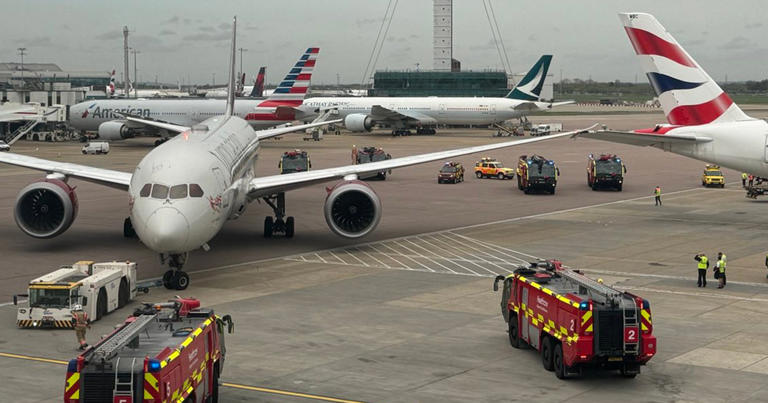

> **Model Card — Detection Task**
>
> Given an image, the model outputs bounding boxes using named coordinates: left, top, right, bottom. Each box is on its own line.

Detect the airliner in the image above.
left=577, top=13, right=768, bottom=177
left=69, top=48, right=318, bottom=142
left=0, top=18, right=594, bottom=291
left=301, top=55, right=573, bottom=135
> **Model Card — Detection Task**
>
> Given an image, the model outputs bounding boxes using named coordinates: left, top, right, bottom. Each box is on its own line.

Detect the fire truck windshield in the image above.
left=282, top=157, right=308, bottom=171
left=706, top=170, right=723, bottom=176
left=530, top=164, right=555, bottom=177
left=441, top=166, right=458, bottom=173
left=29, top=288, right=71, bottom=308
left=370, top=153, right=387, bottom=162
left=596, top=161, right=621, bottom=174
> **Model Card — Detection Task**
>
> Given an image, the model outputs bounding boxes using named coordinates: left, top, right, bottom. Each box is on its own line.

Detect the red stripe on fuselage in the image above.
left=666, top=92, right=733, bottom=126
left=257, top=100, right=303, bottom=107
left=245, top=112, right=295, bottom=121
left=624, top=27, right=696, bottom=68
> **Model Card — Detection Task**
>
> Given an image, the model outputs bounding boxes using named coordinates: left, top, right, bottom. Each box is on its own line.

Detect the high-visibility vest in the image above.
left=654, top=187, right=661, bottom=196
left=73, top=311, right=88, bottom=328
left=743, top=173, right=748, bottom=180
left=698, top=256, right=708, bottom=269
left=718, top=259, right=726, bottom=273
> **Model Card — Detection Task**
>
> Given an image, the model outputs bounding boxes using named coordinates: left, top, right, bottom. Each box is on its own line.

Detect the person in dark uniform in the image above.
left=695, top=253, right=709, bottom=287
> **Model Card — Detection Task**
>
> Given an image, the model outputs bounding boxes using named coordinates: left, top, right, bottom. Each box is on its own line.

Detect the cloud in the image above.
left=95, top=30, right=123, bottom=40
left=217, top=23, right=230, bottom=30
left=159, top=29, right=176, bottom=36
left=199, top=26, right=215, bottom=32
left=720, top=36, right=755, bottom=50
left=183, top=31, right=231, bottom=42
left=528, top=34, right=538, bottom=42
left=17, top=36, right=56, bottom=48
left=244, top=23, right=259, bottom=31
left=60, top=24, right=71, bottom=31
left=745, top=22, right=763, bottom=29
left=468, top=40, right=497, bottom=51
left=164, top=16, right=179, bottom=24
left=356, top=17, right=382, bottom=27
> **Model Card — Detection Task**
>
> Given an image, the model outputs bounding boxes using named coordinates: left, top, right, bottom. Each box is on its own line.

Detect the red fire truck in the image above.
left=493, top=260, right=656, bottom=379
left=64, top=298, right=234, bottom=403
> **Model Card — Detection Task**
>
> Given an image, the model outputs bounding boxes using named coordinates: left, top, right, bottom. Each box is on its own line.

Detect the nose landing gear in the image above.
left=262, top=192, right=294, bottom=238
left=160, top=252, right=190, bottom=290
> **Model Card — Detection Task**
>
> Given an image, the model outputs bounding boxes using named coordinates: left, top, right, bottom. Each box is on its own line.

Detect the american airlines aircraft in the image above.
left=0, top=18, right=594, bottom=291
left=301, top=55, right=573, bottom=135
left=69, top=48, right=318, bottom=142
left=578, top=13, right=768, bottom=177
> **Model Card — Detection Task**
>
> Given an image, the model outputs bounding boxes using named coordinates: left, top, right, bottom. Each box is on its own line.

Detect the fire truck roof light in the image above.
left=579, top=301, right=589, bottom=310
left=148, top=359, right=162, bottom=372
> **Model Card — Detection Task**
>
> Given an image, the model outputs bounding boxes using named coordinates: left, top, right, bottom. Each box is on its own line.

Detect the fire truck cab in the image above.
left=279, top=149, right=311, bottom=174
left=65, top=298, right=234, bottom=403
left=517, top=154, right=559, bottom=194
left=493, top=260, right=656, bottom=379
left=587, top=154, right=626, bottom=191
left=352, top=145, right=392, bottom=180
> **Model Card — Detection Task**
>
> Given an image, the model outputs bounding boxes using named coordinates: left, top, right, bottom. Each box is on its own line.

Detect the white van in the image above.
left=81, top=141, right=110, bottom=155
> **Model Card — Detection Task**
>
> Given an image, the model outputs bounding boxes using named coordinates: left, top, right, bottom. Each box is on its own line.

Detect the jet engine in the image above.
left=324, top=180, right=381, bottom=238
left=343, top=114, right=373, bottom=132
left=98, top=121, right=134, bottom=140
left=14, top=179, right=79, bottom=239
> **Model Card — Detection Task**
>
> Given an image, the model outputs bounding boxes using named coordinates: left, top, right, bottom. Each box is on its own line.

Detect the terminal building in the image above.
left=0, top=62, right=109, bottom=106
left=370, top=70, right=510, bottom=97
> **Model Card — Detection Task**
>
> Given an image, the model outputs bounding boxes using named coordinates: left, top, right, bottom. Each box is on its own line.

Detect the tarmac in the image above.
left=1, top=111, right=767, bottom=402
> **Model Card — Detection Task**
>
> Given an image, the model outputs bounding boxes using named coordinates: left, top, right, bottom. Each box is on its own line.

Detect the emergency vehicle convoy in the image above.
left=587, top=154, right=626, bottom=191
left=517, top=154, right=559, bottom=194
left=437, top=161, right=465, bottom=184
left=279, top=149, right=311, bottom=174
left=493, top=260, right=656, bottom=379
left=15, top=261, right=137, bottom=328
left=474, top=157, right=515, bottom=179
left=352, top=145, right=392, bottom=180
left=65, top=297, right=234, bottom=403
left=702, top=164, right=725, bottom=188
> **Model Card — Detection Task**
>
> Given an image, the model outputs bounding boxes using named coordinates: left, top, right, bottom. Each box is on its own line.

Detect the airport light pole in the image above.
left=131, top=48, right=140, bottom=98
left=17, top=47, right=27, bottom=87
left=238, top=47, right=247, bottom=79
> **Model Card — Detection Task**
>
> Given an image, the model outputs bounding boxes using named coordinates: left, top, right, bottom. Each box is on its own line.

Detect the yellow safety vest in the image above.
left=654, top=187, right=661, bottom=196
left=718, top=259, right=726, bottom=273
left=742, top=173, right=748, bottom=179
left=698, top=256, right=708, bottom=269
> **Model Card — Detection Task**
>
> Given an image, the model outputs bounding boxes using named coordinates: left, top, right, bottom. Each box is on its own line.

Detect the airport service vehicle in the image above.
left=493, top=260, right=656, bottom=379
left=530, top=123, right=562, bottom=137
left=81, top=141, right=109, bottom=155
left=517, top=154, right=559, bottom=194
left=702, top=164, right=725, bottom=188
left=587, top=154, right=626, bottom=191
left=14, top=261, right=136, bottom=328
left=64, top=297, right=234, bottom=403
left=437, top=161, right=464, bottom=184
left=0, top=19, right=595, bottom=291
left=474, top=158, right=514, bottom=179
left=302, top=55, right=573, bottom=134
left=279, top=150, right=311, bottom=174
left=576, top=13, right=768, bottom=179
left=69, top=48, right=320, bottom=142
left=0, top=140, right=9, bottom=151
left=353, top=146, right=392, bottom=180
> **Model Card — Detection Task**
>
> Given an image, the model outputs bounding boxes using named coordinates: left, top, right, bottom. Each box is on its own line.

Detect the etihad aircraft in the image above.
left=69, top=48, right=318, bottom=142
left=0, top=18, right=594, bottom=290
left=577, top=12, right=768, bottom=177
left=301, top=55, right=573, bottom=135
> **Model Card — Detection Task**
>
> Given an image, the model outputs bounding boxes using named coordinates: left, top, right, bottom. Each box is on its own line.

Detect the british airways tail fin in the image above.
left=620, top=12, right=750, bottom=125
left=262, top=48, right=319, bottom=106
left=506, top=55, right=552, bottom=101
left=250, top=66, right=266, bottom=97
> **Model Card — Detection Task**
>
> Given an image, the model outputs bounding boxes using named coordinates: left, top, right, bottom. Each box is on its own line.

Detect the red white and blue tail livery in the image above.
left=577, top=13, right=768, bottom=178
left=259, top=47, right=318, bottom=107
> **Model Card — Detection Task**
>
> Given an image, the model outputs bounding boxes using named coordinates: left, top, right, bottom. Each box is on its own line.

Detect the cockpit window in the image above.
left=151, top=184, right=169, bottom=199
left=189, top=184, right=204, bottom=197
left=139, top=184, right=152, bottom=197
left=169, top=184, right=188, bottom=199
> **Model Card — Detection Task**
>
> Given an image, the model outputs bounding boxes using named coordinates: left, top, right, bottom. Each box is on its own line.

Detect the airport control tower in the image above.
left=433, top=0, right=452, bottom=71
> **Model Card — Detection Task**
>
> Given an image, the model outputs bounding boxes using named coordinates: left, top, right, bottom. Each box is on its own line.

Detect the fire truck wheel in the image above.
left=541, top=336, right=555, bottom=371
left=163, top=270, right=175, bottom=289
left=550, top=186, right=556, bottom=195
left=617, top=184, right=623, bottom=191
left=174, top=272, right=190, bottom=290
left=620, top=363, right=639, bottom=378
left=554, top=343, right=569, bottom=379
left=497, top=172, right=504, bottom=180
left=212, top=365, right=220, bottom=403
left=517, top=177, right=523, bottom=190
left=508, top=314, right=521, bottom=348
left=476, top=171, right=483, bottom=179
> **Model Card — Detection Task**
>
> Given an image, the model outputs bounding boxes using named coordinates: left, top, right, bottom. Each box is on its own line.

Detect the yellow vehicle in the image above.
left=702, top=164, right=725, bottom=188
left=474, top=158, right=515, bottom=179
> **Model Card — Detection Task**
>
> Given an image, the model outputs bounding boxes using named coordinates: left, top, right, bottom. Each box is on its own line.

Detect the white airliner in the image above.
left=0, top=18, right=594, bottom=290
left=301, top=55, right=573, bottom=135
left=577, top=12, right=768, bottom=177
left=69, top=48, right=319, bottom=142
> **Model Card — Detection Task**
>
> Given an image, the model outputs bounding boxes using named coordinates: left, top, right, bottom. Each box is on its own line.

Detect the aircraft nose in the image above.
left=144, top=207, right=190, bottom=253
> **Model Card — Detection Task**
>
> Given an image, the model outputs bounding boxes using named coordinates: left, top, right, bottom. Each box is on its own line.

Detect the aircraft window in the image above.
left=170, top=184, right=188, bottom=199
left=189, top=184, right=204, bottom=197
left=139, top=184, right=152, bottom=197
left=151, top=184, right=169, bottom=199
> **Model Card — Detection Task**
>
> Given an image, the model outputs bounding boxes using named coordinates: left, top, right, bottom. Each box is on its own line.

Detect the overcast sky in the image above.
left=1, top=0, right=766, bottom=85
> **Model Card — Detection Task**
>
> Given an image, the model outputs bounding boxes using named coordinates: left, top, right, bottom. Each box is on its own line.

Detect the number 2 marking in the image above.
left=628, top=329, right=636, bottom=340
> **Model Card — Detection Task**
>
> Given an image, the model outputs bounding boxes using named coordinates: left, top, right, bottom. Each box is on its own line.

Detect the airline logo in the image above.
left=507, top=55, right=552, bottom=101
left=256, top=47, right=318, bottom=108
left=81, top=103, right=150, bottom=119
left=620, top=13, right=748, bottom=126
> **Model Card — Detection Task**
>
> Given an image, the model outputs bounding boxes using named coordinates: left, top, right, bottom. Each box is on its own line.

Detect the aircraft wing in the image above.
left=370, top=105, right=437, bottom=125
left=512, top=100, right=575, bottom=112
left=247, top=124, right=597, bottom=198
left=0, top=152, right=131, bottom=190
left=574, top=129, right=712, bottom=147
left=256, top=119, right=342, bottom=141
left=122, top=115, right=190, bottom=134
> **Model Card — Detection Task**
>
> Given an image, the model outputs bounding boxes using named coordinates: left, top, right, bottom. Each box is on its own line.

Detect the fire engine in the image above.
left=65, top=297, right=234, bottom=403
left=517, top=154, right=559, bottom=194
left=279, top=149, right=311, bottom=174
left=352, top=145, right=392, bottom=180
left=587, top=154, right=626, bottom=191
left=15, top=261, right=137, bottom=328
left=493, top=260, right=656, bottom=379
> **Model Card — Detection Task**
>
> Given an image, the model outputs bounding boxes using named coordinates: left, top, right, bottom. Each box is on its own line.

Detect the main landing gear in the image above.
left=153, top=138, right=170, bottom=147
left=160, top=253, right=190, bottom=290
left=123, top=217, right=136, bottom=238
left=262, top=192, right=294, bottom=238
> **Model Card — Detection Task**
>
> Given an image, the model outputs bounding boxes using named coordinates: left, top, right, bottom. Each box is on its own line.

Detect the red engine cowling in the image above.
left=14, top=179, right=78, bottom=239
left=324, top=180, right=382, bottom=238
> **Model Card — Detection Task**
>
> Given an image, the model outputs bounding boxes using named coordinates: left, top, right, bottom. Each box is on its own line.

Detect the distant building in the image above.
left=0, top=62, right=109, bottom=107
left=371, top=70, right=509, bottom=97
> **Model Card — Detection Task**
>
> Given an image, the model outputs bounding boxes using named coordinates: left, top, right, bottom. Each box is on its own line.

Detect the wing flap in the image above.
left=256, top=119, right=343, bottom=141
left=575, top=129, right=712, bottom=147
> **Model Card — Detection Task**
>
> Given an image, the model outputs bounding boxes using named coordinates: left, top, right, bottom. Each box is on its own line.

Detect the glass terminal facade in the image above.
left=371, top=71, right=509, bottom=97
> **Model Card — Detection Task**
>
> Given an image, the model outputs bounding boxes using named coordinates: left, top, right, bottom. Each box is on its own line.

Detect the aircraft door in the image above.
left=764, top=133, right=768, bottom=163
left=491, top=103, right=496, bottom=115
left=211, top=167, right=231, bottom=211
left=439, top=103, right=447, bottom=116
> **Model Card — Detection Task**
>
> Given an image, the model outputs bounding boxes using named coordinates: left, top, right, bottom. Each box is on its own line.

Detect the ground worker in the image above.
left=765, top=253, right=768, bottom=279
left=716, top=252, right=727, bottom=288
left=695, top=252, right=709, bottom=287
left=71, top=305, right=90, bottom=350
left=749, top=174, right=755, bottom=187
left=742, top=172, right=748, bottom=187
left=654, top=186, right=662, bottom=206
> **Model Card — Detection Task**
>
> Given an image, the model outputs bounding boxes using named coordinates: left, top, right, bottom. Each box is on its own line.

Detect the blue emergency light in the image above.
left=579, top=301, right=589, bottom=310
left=148, top=359, right=162, bottom=372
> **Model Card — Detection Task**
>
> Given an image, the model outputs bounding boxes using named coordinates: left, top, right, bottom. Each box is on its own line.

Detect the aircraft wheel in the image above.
left=264, top=216, right=274, bottom=238
left=163, top=270, right=175, bottom=289
left=174, top=272, right=190, bottom=290
left=123, top=218, right=136, bottom=238
left=285, top=216, right=295, bottom=238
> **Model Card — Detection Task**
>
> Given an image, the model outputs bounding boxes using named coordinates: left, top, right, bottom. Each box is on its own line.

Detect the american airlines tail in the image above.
left=619, top=12, right=751, bottom=125
left=261, top=47, right=319, bottom=106
left=250, top=66, right=266, bottom=97
left=506, top=55, right=553, bottom=101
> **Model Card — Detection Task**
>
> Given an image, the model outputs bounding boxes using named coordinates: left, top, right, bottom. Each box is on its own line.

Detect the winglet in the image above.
left=225, top=16, right=237, bottom=117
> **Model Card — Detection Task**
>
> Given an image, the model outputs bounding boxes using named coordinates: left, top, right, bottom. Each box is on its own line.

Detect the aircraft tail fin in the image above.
left=506, top=55, right=552, bottom=101
left=250, top=67, right=266, bottom=97
left=263, top=48, right=319, bottom=106
left=619, top=12, right=749, bottom=125
left=107, top=69, right=116, bottom=97
left=225, top=16, right=237, bottom=117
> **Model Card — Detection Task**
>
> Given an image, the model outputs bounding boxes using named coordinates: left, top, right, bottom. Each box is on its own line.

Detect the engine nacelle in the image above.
left=324, top=180, right=382, bottom=238
left=344, top=114, right=373, bottom=132
left=98, top=121, right=134, bottom=140
left=14, top=179, right=78, bottom=239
